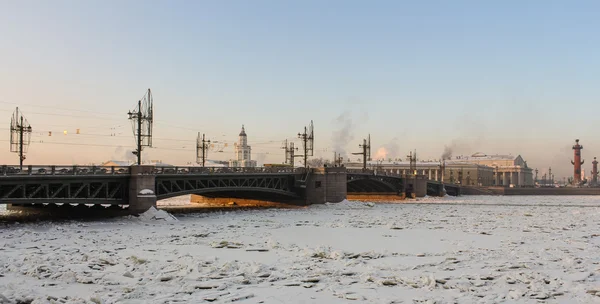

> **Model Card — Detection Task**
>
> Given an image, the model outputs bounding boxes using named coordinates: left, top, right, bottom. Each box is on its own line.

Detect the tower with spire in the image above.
left=229, top=125, right=257, bottom=167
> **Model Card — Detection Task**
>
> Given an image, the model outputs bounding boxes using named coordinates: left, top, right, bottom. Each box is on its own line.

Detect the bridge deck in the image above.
left=0, top=166, right=459, bottom=205
left=0, top=165, right=308, bottom=205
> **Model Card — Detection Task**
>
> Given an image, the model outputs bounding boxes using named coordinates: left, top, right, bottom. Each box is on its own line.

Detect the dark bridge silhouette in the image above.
left=153, top=167, right=303, bottom=200
left=0, top=165, right=459, bottom=213
left=347, top=171, right=403, bottom=193
left=346, top=169, right=460, bottom=197
left=0, top=165, right=306, bottom=206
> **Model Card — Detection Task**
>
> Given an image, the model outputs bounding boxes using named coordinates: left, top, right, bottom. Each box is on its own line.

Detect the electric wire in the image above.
left=2, top=102, right=308, bottom=162
left=0, top=100, right=119, bottom=117
left=0, top=108, right=123, bottom=121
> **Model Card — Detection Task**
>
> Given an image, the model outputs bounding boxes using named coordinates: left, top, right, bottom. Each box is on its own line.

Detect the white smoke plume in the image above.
left=441, top=141, right=456, bottom=160
left=373, top=137, right=400, bottom=161
left=112, top=146, right=136, bottom=163
left=331, top=111, right=355, bottom=157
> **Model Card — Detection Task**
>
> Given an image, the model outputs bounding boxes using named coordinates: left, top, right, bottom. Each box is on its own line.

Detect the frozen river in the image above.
left=1, top=196, right=600, bottom=303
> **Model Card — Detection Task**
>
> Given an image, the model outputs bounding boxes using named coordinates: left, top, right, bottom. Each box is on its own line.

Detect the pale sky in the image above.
left=1, top=0, right=600, bottom=179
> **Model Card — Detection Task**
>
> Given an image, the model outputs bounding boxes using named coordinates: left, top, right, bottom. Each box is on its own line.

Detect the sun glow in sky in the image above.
left=1, top=1, right=600, bottom=178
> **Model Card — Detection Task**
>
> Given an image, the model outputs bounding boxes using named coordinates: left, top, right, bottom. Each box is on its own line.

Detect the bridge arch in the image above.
left=346, top=174, right=403, bottom=193
left=156, top=187, right=299, bottom=200
left=154, top=174, right=299, bottom=201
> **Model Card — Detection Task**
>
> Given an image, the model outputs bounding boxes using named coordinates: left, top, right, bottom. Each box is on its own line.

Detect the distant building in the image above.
left=211, top=160, right=230, bottom=167
left=144, top=160, right=173, bottom=167
left=452, top=153, right=534, bottom=187
left=345, top=152, right=534, bottom=187
left=229, top=125, right=257, bottom=168
left=346, top=160, right=494, bottom=186
left=101, top=160, right=133, bottom=167
left=185, top=160, right=228, bottom=167
left=101, top=160, right=174, bottom=167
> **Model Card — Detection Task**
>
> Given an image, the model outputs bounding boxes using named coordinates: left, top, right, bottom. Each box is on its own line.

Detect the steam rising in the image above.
left=373, top=137, right=400, bottom=160
left=331, top=111, right=355, bottom=157
left=331, top=106, right=369, bottom=159
left=112, top=146, right=136, bottom=163
left=441, top=143, right=454, bottom=160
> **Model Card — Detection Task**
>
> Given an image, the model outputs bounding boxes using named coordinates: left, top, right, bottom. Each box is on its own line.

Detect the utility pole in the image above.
left=10, top=107, right=32, bottom=170
left=197, top=133, right=210, bottom=167
left=288, top=142, right=295, bottom=166
left=136, top=100, right=142, bottom=165
left=440, top=160, right=446, bottom=183
left=282, top=139, right=297, bottom=167
left=282, top=140, right=289, bottom=165
left=128, top=89, right=154, bottom=166
left=407, top=150, right=418, bottom=197
left=19, top=116, right=25, bottom=169
left=295, top=121, right=314, bottom=168
left=366, top=134, right=371, bottom=161
left=352, top=135, right=371, bottom=171
left=333, top=152, right=343, bottom=167
left=361, top=137, right=370, bottom=170
left=408, top=150, right=417, bottom=175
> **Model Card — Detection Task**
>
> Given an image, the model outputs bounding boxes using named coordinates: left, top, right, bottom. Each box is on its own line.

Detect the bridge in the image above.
left=0, top=165, right=459, bottom=213
left=346, top=169, right=460, bottom=198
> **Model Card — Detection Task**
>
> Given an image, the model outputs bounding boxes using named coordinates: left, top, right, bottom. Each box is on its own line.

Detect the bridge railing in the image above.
left=153, top=166, right=307, bottom=175
left=347, top=169, right=442, bottom=180
left=347, top=169, right=405, bottom=177
left=0, top=165, right=131, bottom=176
left=0, top=165, right=310, bottom=176
left=346, top=169, right=375, bottom=175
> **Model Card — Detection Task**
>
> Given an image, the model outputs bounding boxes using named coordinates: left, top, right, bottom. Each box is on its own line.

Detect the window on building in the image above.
left=315, top=181, right=322, bottom=188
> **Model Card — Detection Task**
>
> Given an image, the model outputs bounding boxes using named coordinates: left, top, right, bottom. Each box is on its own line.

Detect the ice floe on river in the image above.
left=1, top=196, right=600, bottom=303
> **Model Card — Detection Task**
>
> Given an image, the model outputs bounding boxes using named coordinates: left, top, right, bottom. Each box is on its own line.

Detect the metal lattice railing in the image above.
left=152, top=166, right=307, bottom=175
left=0, top=165, right=309, bottom=176
left=0, top=165, right=131, bottom=176
left=154, top=175, right=297, bottom=199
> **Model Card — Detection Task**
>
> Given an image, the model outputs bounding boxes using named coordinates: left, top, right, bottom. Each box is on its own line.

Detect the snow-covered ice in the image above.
left=138, top=189, right=155, bottom=195
left=137, top=207, right=179, bottom=222
left=1, top=196, right=600, bottom=303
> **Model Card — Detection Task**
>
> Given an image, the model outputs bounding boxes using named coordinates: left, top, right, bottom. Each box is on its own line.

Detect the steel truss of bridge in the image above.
left=346, top=169, right=460, bottom=197
left=155, top=174, right=299, bottom=199
left=346, top=172, right=404, bottom=193
left=0, top=165, right=458, bottom=206
left=0, top=176, right=129, bottom=205
left=0, top=165, right=306, bottom=205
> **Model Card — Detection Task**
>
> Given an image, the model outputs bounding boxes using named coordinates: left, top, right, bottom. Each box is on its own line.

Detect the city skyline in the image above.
left=2, top=1, right=600, bottom=178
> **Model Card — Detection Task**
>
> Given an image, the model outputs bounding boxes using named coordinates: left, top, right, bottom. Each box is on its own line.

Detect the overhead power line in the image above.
left=0, top=108, right=123, bottom=121
left=0, top=100, right=121, bottom=117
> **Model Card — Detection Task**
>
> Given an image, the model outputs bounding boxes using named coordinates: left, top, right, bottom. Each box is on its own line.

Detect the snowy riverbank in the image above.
left=1, top=196, right=600, bottom=303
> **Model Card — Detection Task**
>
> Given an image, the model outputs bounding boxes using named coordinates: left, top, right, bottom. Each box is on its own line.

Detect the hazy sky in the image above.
left=1, top=0, right=599, bottom=178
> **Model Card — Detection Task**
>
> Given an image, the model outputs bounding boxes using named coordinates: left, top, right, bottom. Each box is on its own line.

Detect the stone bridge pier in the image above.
left=305, top=167, right=347, bottom=204
left=129, top=165, right=157, bottom=214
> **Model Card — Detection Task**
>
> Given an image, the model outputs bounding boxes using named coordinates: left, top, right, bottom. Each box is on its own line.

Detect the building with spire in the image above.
left=229, top=125, right=257, bottom=168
